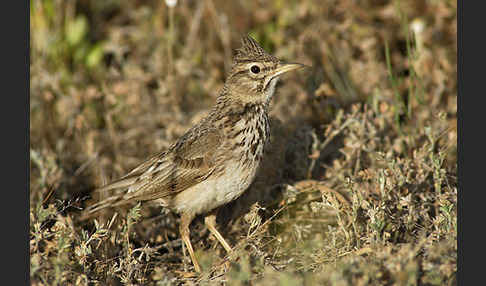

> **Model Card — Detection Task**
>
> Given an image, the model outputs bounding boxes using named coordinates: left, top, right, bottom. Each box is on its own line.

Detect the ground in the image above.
left=30, top=0, right=457, bottom=285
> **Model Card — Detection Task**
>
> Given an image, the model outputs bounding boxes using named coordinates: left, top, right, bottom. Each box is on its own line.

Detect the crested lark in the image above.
left=84, top=35, right=304, bottom=272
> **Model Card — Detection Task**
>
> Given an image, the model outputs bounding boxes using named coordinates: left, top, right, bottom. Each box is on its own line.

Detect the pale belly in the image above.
left=171, top=159, right=260, bottom=216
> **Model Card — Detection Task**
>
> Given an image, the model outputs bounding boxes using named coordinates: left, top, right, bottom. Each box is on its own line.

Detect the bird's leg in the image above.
left=179, top=212, right=201, bottom=272
left=204, top=210, right=233, bottom=253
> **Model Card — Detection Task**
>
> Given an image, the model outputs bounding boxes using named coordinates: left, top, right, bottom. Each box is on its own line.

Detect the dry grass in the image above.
left=30, top=0, right=457, bottom=285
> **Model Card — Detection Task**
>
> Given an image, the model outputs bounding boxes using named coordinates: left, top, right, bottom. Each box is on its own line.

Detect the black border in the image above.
left=4, top=0, right=30, bottom=284
left=459, top=1, right=480, bottom=285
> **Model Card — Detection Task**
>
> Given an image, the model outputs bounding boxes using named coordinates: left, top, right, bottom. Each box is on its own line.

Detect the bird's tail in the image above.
left=80, top=176, right=139, bottom=220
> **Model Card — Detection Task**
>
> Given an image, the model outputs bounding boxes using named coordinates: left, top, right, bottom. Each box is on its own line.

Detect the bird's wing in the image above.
left=86, top=123, right=224, bottom=213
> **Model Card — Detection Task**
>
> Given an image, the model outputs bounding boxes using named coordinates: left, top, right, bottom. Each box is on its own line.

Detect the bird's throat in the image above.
left=264, top=77, right=279, bottom=103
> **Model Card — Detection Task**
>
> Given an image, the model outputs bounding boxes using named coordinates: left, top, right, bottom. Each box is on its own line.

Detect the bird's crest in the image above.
left=234, top=35, right=278, bottom=63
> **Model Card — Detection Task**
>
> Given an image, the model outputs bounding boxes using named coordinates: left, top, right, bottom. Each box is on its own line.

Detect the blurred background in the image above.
left=30, top=0, right=457, bottom=284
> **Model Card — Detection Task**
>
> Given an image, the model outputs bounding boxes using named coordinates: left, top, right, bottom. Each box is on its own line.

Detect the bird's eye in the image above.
left=250, top=65, right=260, bottom=74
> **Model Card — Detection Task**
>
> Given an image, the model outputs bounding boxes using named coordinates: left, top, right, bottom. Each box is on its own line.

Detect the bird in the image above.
left=83, top=35, right=304, bottom=272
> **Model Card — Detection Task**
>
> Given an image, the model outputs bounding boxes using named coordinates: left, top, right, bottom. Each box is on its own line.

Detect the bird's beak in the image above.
left=263, top=62, right=307, bottom=91
left=272, top=62, right=307, bottom=78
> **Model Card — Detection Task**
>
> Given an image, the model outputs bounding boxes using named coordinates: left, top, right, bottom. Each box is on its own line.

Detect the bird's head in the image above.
left=225, top=35, right=304, bottom=105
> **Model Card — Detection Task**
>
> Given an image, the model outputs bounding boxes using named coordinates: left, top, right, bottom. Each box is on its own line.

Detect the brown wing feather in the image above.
left=85, top=121, right=223, bottom=214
